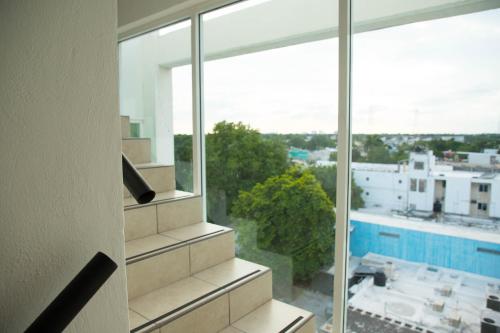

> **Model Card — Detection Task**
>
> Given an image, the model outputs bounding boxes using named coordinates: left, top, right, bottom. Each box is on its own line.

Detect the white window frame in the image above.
left=117, top=1, right=353, bottom=331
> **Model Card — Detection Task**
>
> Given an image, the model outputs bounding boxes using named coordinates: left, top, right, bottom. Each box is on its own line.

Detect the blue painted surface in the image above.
left=288, top=148, right=309, bottom=161
left=350, top=220, right=500, bottom=279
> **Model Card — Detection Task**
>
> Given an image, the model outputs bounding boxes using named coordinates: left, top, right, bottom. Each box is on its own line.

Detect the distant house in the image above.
left=352, top=150, right=500, bottom=219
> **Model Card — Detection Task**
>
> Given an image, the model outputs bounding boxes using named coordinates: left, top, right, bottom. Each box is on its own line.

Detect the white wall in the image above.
left=444, top=178, right=471, bottom=215
left=468, top=152, right=499, bottom=166
left=353, top=170, right=407, bottom=211
left=490, top=179, right=500, bottom=218
left=119, top=32, right=177, bottom=164
left=0, top=1, right=129, bottom=332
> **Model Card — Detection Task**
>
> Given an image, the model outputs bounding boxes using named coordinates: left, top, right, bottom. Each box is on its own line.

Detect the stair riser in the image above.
left=190, top=232, right=235, bottom=274
left=124, top=166, right=176, bottom=199
left=124, top=197, right=203, bottom=242
left=124, top=205, right=157, bottom=242
left=126, top=232, right=234, bottom=300
left=127, top=246, right=190, bottom=300
left=157, top=197, right=203, bottom=232
left=159, top=295, right=229, bottom=333
left=229, top=271, right=273, bottom=323
left=121, top=116, right=130, bottom=138
left=123, top=139, right=151, bottom=164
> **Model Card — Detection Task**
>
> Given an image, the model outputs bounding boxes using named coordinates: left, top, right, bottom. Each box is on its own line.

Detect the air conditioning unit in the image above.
left=481, top=309, right=500, bottom=333
left=436, top=285, right=453, bottom=297
left=446, top=313, right=461, bottom=328
left=430, top=300, right=445, bottom=312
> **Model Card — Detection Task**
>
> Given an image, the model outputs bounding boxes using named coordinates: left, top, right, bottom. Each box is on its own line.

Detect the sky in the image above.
left=171, top=7, right=500, bottom=135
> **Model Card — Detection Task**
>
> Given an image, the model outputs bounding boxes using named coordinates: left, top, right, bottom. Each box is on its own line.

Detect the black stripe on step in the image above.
left=279, top=316, right=304, bottom=333
left=130, top=269, right=262, bottom=333
left=126, top=230, right=225, bottom=263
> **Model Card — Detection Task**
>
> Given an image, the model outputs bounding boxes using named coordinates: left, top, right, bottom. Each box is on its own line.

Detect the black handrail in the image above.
left=25, top=252, right=117, bottom=333
left=122, top=153, right=156, bottom=204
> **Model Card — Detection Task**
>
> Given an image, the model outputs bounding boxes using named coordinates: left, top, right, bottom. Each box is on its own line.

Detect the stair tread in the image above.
left=218, top=327, right=244, bottom=333
left=125, top=222, right=231, bottom=261
left=122, top=137, right=150, bottom=141
left=129, top=309, right=148, bottom=329
left=126, top=234, right=178, bottom=259
left=231, top=299, right=314, bottom=333
left=130, top=277, right=216, bottom=321
left=194, top=257, right=267, bottom=287
left=133, top=163, right=174, bottom=169
left=128, top=258, right=269, bottom=330
left=161, top=222, right=231, bottom=241
left=124, top=190, right=194, bottom=208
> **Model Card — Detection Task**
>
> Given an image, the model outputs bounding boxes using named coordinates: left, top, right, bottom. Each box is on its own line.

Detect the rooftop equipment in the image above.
left=487, top=295, right=500, bottom=312
left=374, top=271, right=387, bottom=287
left=481, top=310, right=500, bottom=333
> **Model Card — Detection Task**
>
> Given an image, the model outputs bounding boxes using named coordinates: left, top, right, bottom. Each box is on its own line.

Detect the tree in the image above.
left=363, top=135, right=393, bottom=163
left=232, top=167, right=336, bottom=282
left=305, top=134, right=335, bottom=150
left=309, top=165, right=364, bottom=210
left=174, top=134, right=193, bottom=192
left=206, top=121, right=289, bottom=224
left=329, top=152, right=337, bottom=161
left=352, top=145, right=363, bottom=162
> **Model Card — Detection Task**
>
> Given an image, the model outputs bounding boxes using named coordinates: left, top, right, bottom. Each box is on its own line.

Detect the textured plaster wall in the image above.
left=0, top=1, right=129, bottom=332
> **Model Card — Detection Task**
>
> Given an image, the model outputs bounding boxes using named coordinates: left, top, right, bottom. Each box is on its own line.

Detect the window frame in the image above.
left=118, top=1, right=353, bottom=332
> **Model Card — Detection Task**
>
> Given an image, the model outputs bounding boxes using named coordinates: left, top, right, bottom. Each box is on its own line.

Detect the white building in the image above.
left=463, top=149, right=500, bottom=167
left=353, top=150, right=500, bottom=219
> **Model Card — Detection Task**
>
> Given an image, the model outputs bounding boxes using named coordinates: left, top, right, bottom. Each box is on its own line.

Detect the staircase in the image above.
left=121, top=115, right=316, bottom=333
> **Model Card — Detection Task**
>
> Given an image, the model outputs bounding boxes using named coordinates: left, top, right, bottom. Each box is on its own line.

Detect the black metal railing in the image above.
left=25, top=252, right=117, bottom=333
left=122, top=153, right=156, bottom=204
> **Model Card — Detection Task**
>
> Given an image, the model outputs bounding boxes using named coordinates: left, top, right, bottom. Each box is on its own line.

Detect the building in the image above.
left=353, top=150, right=500, bottom=219
left=460, top=149, right=500, bottom=167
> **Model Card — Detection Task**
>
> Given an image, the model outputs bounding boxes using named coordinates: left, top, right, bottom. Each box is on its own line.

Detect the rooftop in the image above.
left=348, top=253, right=500, bottom=333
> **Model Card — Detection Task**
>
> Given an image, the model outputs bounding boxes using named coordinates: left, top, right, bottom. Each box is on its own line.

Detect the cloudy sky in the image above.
left=172, top=8, right=500, bottom=135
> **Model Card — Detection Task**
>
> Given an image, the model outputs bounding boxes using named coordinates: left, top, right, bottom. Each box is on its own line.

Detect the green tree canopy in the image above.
left=232, top=167, right=336, bottom=282
left=206, top=121, right=289, bottom=224
left=174, top=134, right=193, bottom=191
left=309, top=165, right=364, bottom=210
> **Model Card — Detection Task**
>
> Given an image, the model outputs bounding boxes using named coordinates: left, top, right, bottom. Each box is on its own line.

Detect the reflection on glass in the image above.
left=119, top=20, right=193, bottom=192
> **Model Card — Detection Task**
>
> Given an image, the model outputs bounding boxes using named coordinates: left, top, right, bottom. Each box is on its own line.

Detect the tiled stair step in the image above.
left=124, top=164, right=176, bottom=199
left=219, top=300, right=316, bottom=333
left=126, top=223, right=234, bottom=300
left=121, top=115, right=130, bottom=138
left=124, top=195, right=203, bottom=241
left=128, top=258, right=272, bottom=333
left=123, top=138, right=151, bottom=164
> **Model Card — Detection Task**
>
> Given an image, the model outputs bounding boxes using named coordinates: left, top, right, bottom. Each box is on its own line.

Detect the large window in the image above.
left=201, top=1, right=339, bottom=330
left=347, top=5, right=500, bottom=333
left=119, top=1, right=500, bottom=331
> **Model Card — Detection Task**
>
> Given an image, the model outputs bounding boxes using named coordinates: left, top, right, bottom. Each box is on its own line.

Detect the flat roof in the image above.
left=348, top=253, right=500, bottom=333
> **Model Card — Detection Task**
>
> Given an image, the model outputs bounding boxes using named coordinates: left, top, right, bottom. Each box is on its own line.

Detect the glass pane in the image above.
left=348, top=3, right=500, bottom=333
left=119, top=20, right=194, bottom=192
left=202, top=0, right=339, bottom=331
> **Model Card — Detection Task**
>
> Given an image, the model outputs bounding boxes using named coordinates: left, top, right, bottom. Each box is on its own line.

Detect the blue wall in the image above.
left=350, top=220, right=500, bottom=279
